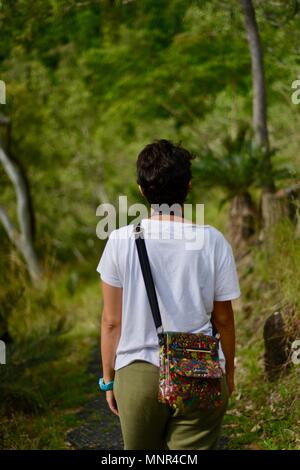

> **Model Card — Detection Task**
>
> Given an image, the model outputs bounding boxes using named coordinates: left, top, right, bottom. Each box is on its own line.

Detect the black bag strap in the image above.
left=134, top=221, right=162, bottom=331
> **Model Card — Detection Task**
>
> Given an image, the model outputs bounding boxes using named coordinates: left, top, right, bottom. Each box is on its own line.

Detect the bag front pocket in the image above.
left=169, top=352, right=224, bottom=379
left=158, top=331, right=224, bottom=410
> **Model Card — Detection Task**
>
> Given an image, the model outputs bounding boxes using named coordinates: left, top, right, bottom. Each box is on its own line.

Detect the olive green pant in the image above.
left=113, top=360, right=229, bottom=450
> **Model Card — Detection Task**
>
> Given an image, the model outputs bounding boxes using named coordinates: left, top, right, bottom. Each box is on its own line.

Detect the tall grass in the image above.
left=224, top=218, right=300, bottom=450
left=0, top=260, right=102, bottom=449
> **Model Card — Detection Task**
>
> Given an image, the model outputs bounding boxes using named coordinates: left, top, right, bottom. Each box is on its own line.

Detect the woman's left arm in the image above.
left=100, top=280, right=122, bottom=416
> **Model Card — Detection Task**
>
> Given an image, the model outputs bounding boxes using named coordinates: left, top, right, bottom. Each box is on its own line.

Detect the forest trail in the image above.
left=65, top=347, right=123, bottom=450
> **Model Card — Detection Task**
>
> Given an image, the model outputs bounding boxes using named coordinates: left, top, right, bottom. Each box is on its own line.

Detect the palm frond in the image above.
left=193, top=129, right=298, bottom=197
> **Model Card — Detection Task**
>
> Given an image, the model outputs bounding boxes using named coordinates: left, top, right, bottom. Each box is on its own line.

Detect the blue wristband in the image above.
left=99, top=377, right=114, bottom=391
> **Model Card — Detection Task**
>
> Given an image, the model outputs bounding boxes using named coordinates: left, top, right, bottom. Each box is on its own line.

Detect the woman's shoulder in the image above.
left=202, top=224, right=225, bottom=238
left=197, top=224, right=230, bottom=251
left=193, top=223, right=225, bottom=238
left=107, top=224, right=134, bottom=241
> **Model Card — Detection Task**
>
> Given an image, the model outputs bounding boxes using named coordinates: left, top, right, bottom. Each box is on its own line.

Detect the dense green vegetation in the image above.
left=0, top=0, right=300, bottom=450
left=225, top=222, right=300, bottom=450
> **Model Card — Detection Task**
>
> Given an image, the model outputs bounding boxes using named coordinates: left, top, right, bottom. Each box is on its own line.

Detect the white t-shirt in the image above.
left=96, top=219, right=241, bottom=372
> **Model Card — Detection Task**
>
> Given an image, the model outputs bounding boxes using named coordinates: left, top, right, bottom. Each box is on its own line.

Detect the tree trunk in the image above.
left=259, top=192, right=289, bottom=233
left=264, top=311, right=289, bottom=381
left=240, top=0, right=277, bottom=236
left=240, top=0, right=274, bottom=189
left=258, top=182, right=300, bottom=236
left=0, top=146, right=43, bottom=286
left=227, top=192, right=257, bottom=256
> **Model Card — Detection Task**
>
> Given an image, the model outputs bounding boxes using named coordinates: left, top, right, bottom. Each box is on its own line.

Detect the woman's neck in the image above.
left=148, top=205, right=191, bottom=223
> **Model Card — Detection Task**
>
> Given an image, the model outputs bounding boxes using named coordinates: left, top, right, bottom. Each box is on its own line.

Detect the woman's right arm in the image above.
left=211, top=300, right=236, bottom=395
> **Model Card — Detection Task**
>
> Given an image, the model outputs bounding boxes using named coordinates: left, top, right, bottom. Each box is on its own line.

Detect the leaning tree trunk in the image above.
left=0, top=144, right=43, bottom=286
left=240, top=0, right=282, bottom=232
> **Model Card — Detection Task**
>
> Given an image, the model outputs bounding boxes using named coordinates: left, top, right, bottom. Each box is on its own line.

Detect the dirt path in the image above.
left=65, top=347, right=123, bottom=450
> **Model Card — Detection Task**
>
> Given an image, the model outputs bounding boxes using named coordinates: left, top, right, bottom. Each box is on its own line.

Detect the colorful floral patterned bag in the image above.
left=134, top=222, right=224, bottom=411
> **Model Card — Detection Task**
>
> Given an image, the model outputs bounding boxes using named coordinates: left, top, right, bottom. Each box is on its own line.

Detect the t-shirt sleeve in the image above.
left=214, top=233, right=241, bottom=301
left=96, top=231, right=122, bottom=288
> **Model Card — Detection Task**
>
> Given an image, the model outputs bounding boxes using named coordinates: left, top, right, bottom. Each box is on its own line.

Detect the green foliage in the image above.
left=1, top=0, right=300, bottom=450
left=193, top=126, right=298, bottom=204
left=1, top=0, right=300, bottom=267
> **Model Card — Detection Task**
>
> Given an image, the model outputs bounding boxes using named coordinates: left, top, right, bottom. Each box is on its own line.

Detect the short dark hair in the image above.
left=136, top=139, right=194, bottom=206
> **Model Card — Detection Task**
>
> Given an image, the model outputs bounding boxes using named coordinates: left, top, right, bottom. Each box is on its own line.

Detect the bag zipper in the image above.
left=176, top=347, right=211, bottom=353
